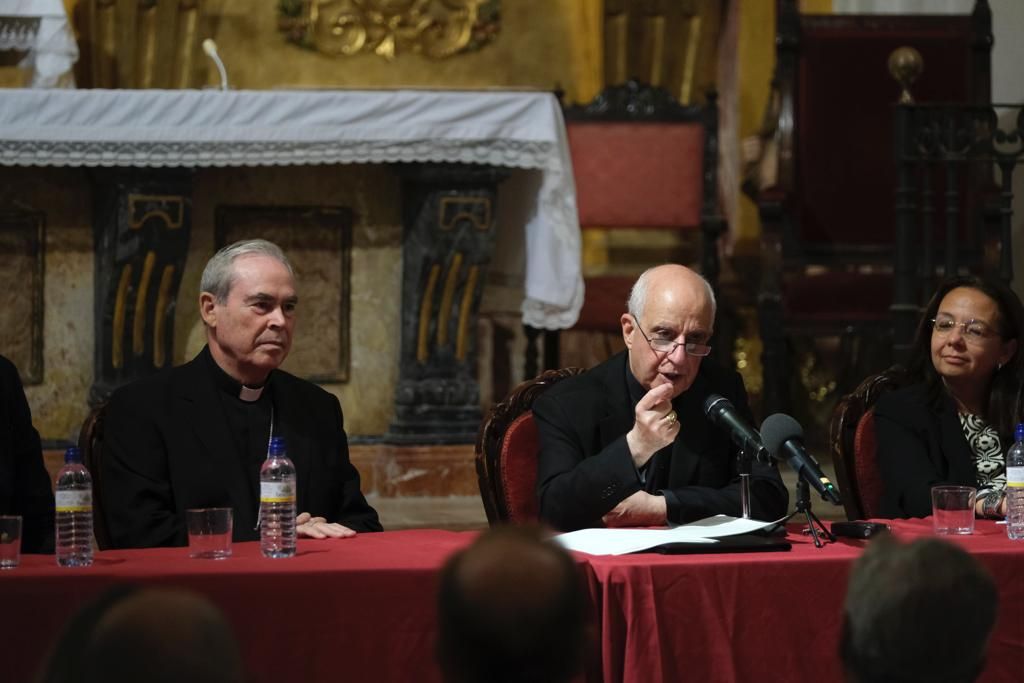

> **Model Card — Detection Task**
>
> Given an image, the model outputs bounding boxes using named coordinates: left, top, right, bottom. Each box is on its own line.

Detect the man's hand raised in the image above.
left=625, top=383, right=680, bottom=468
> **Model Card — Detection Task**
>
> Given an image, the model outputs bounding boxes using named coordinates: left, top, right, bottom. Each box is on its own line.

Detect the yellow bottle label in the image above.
left=55, top=490, right=92, bottom=513
left=260, top=481, right=296, bottom=504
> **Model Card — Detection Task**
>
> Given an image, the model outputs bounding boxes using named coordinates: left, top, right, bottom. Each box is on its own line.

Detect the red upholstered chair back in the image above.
left=497, top=412, right=540, bottom=523
left=852, top=409, right=883, bottom=519
left=829, top=367, right=907, bottom=520
left=475, top=367, right=585, bottom=525
left=520, top=80, right=727, bottom=380
left=569, top=121, right=704, bottom=229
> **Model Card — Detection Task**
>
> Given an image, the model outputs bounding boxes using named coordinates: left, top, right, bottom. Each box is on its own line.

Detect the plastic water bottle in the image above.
left=260, top=436, right=297, bottom=558
left=1006, top=423, right=1024, bottom=540
left=55, top=446, right=94, bottom=567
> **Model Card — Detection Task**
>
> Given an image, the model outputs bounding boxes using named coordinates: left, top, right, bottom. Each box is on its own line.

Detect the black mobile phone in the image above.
left=831, top=521, right=891, bottom=539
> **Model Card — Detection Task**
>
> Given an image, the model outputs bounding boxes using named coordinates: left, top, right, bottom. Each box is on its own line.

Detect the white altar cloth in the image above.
left=0, top=88, right=583, bottom=328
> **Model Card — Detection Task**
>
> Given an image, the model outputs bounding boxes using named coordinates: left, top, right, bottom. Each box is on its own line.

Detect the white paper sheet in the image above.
left=552, top=515, right=784, bottom=556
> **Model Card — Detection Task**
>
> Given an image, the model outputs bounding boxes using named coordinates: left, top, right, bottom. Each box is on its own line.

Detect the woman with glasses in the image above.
left=875, top=275, right=1024, bottom=519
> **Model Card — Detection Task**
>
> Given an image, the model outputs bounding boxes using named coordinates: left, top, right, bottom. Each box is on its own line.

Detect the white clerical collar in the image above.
left=239, top=385, right=265, bottom=402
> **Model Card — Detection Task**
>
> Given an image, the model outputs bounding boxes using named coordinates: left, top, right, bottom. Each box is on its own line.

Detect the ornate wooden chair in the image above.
left=749, top=0, right=992, bottom=416
left=77, top=402, right=111, bottom=550
left=524, top=80, right=726, bottom=378
left=475, top=367, right=584, bottom=525
left=829, top=367, right=908, bottom=520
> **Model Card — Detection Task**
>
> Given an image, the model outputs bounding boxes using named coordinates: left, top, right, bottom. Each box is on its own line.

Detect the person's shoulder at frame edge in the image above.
left=0, top=353, right=20, bottom=384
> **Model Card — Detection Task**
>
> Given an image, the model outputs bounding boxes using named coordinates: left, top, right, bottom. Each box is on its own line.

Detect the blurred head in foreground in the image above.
left=437, top=525, right=589, bottom=683
left=840, top=536, right=997, bottom=683
left=38, top=585, right=246, bottom=683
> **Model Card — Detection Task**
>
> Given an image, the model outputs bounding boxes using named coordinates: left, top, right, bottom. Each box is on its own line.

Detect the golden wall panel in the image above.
left=186, top=165, right=403, bottom=436
left=0, top=208, right=44, bottom=385
left=215, top=205, right=353, bottom=384
left=74, top=0, right=204, bottom=88
left=0, top=168, right=94, bottom=444
left=600, top=0, right=720, bottom=105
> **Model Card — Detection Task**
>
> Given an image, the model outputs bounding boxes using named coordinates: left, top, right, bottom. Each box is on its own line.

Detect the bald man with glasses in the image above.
left=535, top=264, right=788, bottom=531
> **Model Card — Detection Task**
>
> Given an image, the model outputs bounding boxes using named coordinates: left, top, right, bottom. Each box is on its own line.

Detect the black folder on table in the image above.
left=648, top=533, right=792, bottom=555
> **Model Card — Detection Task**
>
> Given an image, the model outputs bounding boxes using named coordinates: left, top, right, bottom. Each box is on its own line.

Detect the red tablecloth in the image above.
left=583, top=518, right=1024, bottom=683
left=2, top=521, right=1022, bottom=683
left=1, top=529, right=476, bottom=683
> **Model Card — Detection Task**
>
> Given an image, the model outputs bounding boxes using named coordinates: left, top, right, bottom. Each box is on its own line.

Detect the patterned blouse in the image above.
left=959, top=412, right=1005, bottom=515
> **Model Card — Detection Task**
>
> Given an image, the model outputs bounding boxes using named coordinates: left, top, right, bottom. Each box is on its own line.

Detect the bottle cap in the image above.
left=1016, top=423, right=1024, bottom=442
left=268, top=435, right=287, bottom=457
left=64, top=446, right=82, bottom=464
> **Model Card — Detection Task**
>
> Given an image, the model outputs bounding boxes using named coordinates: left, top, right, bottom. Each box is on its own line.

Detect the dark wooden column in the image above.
left=90, top=169, right=192, bottom=405
left=891, top=105, right=919, bottom=366
left=387, top=163, right=508, bottom=444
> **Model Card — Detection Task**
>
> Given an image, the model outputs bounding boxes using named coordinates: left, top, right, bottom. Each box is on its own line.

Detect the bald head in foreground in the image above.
left=82, top=588, right=245, bottom=683
left=841, top=536, right=997, bottom=683
left=534, top=264, right=788, bottom=531
left=437, top=526, right=588, bottom=683
left=39, top=586, right=245, bottom=683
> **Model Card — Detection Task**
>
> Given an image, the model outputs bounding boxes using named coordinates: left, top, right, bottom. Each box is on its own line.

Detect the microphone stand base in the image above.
left=778, top=479, right=837, bottom=549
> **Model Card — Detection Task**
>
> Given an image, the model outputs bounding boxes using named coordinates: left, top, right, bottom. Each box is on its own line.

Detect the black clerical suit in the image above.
left=102, top=347, right=381, bottom=549
left=0, top=354, right=54, bottom=553
left=535, top=352, right=788, bottom=531
left=874, top=383, right=979, bottom=518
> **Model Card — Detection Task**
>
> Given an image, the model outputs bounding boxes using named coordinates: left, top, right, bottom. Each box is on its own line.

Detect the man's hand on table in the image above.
left=602, top=491, right=668, bottom=528
left=296, top=512, right=356, bottom=539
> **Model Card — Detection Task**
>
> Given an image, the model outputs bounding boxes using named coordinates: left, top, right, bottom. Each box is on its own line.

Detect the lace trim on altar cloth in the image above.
left=0, top=16, right=40, bottom=51
left=0, top=138, right=556, bottom=170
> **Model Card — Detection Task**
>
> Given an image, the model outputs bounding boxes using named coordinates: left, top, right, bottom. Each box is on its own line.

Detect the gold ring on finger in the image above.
left=665, top=410, right=678, bottom=424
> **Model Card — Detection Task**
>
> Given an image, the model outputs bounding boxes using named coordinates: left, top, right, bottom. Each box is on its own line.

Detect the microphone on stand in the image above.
left=703, top=394, right=769, bottom=462
left=760, top=413, right=841, bottom=505
left=202, top=39, right=229, bottom=91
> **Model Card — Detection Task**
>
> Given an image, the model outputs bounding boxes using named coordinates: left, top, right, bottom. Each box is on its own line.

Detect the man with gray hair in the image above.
left=103, top=239, right=380, bottom=548
left=535, top=263, right=787, bottom=531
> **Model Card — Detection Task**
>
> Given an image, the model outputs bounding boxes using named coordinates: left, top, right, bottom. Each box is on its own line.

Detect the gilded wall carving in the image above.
left=66, top=0, right=607, bottom=101
left=278, top=0, right=500, bottom=60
